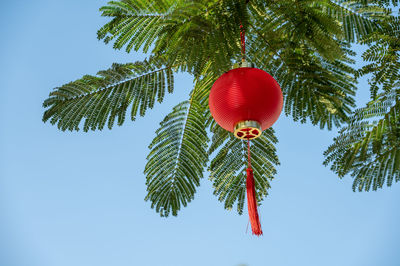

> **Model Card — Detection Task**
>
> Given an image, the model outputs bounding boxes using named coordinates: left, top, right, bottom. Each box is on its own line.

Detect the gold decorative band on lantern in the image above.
left=234, top=120, right=262, bottom=140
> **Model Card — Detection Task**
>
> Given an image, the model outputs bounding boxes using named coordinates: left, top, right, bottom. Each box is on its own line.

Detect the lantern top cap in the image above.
left=232, top=59, right=255, bottom=69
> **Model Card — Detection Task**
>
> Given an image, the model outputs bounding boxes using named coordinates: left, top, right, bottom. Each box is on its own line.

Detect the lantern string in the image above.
left=240, top=24, right=246, bottom=60
left=247, top=138, right=251, bottom=168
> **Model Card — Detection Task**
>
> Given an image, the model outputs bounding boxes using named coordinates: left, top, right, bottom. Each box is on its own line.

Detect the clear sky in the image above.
left=1, top=1, right=399, bottom=266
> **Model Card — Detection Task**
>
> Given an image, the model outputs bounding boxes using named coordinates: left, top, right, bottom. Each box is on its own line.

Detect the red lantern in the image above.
left=209, top=62, right=283, bottom=236
left=209, top=65, right=283, bottom=139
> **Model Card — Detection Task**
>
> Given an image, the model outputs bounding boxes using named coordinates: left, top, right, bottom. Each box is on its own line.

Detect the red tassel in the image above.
left=246, top=167, right=263, bottom=236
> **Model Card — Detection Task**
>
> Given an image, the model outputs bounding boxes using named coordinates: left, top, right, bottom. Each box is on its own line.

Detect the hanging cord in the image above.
left=247, top=138, right=251, bottom=168
left=240, top=24, right=246, bottom=61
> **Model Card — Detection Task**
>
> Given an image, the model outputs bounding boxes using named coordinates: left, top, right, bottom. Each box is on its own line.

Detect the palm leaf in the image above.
left=42, top=57, right=174, bottom=131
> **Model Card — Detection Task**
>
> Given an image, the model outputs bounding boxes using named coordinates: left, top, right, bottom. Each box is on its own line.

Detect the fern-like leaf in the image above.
left=99, top=0, right=251, bottom=75
left=97, top=0, right=175, bottom=53
left=208, top=125, right=279, bottom=214
left=357, top=16, right=400, bottom=98
left=325, top=0, right=389, bottom=42
left=42, top=58, right=173, bottom=131
left=144, top=79, right=210, bottom=217
left=324, top=90, right=400, bottom=191
left=247, top=2, right=358, bottom=129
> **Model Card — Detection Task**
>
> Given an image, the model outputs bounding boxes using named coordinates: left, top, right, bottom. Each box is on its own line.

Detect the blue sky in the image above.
left=1, top=1, right=399, bottom=266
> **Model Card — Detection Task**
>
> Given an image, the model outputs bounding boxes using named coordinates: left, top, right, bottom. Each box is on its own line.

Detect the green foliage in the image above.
left=208, top=126, right=279, bottom=214
left=247, top=3, right=358, bottom=129
left=43, top=0, right=400, bottom=216
left=144, top=78, right=210, bottom=217
left=372, top=0, right=400, bottom=6
left=248, top=0, right=390, bottom=58
left=327, top=0, right=389, bottom=42
left=249, top=0, right=343, bottom=61
left=97, top=0, right=175, bottom=53
left=43, top=57, right=173, bottom=131
left=357, top=17, right=400, bottom=98
left=324, top=15, right=400, bottom=191
left=249, top=43, right=357, bottom=129
left=324, top=90, right=400, bottom=191
left=276, top=54, right=357, bottom=130
left=98, top=0, right=249, bottom=75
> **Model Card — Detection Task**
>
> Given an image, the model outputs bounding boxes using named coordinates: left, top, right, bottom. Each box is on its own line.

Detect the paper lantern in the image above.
left=209, top=64, right=283, bottom=140
left=209, top=62, right=283, bottom=236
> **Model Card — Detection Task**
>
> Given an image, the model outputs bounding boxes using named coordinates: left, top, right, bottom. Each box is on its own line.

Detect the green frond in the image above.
left=144, top=79, right=210, bottom=217
left=325, top=15, right=400, bottom=191
left=97, top=0, right=176, bottom=53
left=324, top=90, right=400, bottom=191
left=42, top=57, right=174, bottom=131
left=152, top=0, right=249, bottom=75
left=208, top=125, right=279, bottom=214
left=371, top=0, right=400, bottom=6
left=357, top=16, right=400, bottom=98
left=99, top=0, right=252, bottom=75
left=43, top=0, right=400, bottom=215
left=248, top=0, right=346, bottom=61
left=246, top=1, right=358, bottom=129
left=325, top=0, right=390, bottom=42
left=247, top=36, right=357, bottom=129
left=278, top=55, right=357, bottom=130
